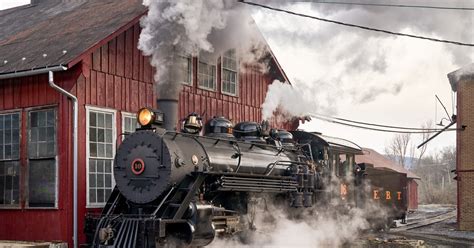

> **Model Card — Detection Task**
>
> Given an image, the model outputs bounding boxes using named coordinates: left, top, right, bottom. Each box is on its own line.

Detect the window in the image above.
left=0, top=112, right=20, bottom=207
left=222, top=49, right=238, bottom=95
left=28, top=109, right=57, bottom=208
left=122, top=112, right=139, bottom=138
left=178, top=55, right=193, bottom=85
left=87, top=108, right=115, bottom=206
left=198, top=59, right=216, bottom=90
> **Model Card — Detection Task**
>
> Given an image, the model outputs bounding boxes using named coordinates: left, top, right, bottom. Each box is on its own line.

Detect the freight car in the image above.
left=85, top=108, right=408, bottom=247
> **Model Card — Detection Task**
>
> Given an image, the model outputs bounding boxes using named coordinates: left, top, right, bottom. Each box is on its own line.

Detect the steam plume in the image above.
left=138, top=0, right=273, bottom=100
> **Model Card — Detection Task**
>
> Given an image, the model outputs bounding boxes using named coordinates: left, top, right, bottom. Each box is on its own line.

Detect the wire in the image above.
left=239, top=1, right=474, bottom=47
left=312, top=115, right=460, bottom=134
left=310, top=1, right=474, bottom=11
left=309, top=113, right=455, bottom=131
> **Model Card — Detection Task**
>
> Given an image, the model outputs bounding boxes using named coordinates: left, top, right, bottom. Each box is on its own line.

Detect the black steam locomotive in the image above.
left=85, top=107, right=407, bottom=247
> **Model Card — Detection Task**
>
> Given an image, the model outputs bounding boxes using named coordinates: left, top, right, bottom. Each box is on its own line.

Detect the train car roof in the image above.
left=355, top=148, right=420, bottom=179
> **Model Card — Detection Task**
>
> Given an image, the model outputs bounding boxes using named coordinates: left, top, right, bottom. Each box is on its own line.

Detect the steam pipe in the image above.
left=48, top=69, right=79, bottom=248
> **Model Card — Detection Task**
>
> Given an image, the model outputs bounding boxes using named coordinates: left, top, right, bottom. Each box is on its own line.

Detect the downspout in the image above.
left=48, top=69, right=79, bottom=248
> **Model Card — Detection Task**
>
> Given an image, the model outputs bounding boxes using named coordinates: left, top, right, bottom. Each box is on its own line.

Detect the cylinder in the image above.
left=158, top=99, right=178, bottom=131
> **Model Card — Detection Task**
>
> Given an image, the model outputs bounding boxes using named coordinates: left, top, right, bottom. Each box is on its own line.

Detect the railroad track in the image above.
left=388, top=210, right=474, bottom=247
left=391, top=210, right=457, bottom=232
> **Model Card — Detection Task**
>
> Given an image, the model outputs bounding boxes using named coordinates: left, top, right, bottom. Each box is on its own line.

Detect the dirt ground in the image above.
left=357, top=204, right=474, bottom=247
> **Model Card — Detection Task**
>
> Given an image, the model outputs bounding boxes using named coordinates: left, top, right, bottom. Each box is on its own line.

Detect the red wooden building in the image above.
left=0, top=0, right=295, bottom=246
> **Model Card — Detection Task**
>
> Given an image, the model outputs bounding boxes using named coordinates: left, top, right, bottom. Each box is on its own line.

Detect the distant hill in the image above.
left=383, top=155, right=418, bottom=170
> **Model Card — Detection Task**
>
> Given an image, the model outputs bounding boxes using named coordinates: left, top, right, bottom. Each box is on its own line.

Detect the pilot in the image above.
left=204, top=116, right=234, bottom=138
left=181, top=112, right=203, bottom=135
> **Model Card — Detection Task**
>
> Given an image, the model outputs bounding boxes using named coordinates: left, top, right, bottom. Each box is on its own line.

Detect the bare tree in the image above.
left=416, top=120, right=433, bottom=166
left=385, top=121, right=433, bottom=168
left=385, top=133, right=411, bottom=167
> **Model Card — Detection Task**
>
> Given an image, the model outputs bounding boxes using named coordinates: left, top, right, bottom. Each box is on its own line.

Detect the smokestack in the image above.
left=156, top=49, right=181, bottom=131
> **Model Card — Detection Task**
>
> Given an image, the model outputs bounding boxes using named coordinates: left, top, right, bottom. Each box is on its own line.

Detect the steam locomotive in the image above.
left=85, top=107, right=408, bottom=247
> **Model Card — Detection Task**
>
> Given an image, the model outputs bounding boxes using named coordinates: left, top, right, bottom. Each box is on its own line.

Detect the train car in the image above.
left=357, top=163, right=408, bottom=225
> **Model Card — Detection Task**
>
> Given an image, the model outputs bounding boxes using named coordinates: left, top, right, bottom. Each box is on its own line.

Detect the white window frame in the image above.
left=221, top=49, right=239, bottom=96
left=0, top=110, right=22, bottom=209
left=86, top=106, right=117, bottom=208
left=197, top=56, right=217, bottom=91
left=25, top=106, right=59, bottom=209
left=121, top=111, right=138, bottom=140
left=178, top=54, right=193, bottom=86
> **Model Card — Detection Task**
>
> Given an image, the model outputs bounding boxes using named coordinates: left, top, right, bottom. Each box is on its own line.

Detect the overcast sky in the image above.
left=2, top=0, right=472, bottom=157
left=252, top=1, right=474, bottom=155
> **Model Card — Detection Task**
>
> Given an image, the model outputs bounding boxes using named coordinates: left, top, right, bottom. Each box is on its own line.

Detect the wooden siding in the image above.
left=0, top=66, right=81, bottom=243
left=407, top=179, right=418, bottom=210
left=179, top=61, right=296, bottom=131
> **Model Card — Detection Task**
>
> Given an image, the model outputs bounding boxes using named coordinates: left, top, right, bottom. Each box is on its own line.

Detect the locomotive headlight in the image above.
left=137, top=108, right=155, bottom=126
left=137, top=108, right=164, bottom=127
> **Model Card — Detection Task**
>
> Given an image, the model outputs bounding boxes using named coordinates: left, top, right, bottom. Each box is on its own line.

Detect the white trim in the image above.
left=85, top=106, right=117, bottom=208
left=221, top=49, right=239, bottom=97
left=197, top=56, right=217, bottom=91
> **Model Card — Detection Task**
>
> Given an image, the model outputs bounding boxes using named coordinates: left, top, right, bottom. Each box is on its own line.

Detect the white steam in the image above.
left=138, top=0, right=273, bottom=99
left=209, top=176, right=388, bottom=248
left=261, top=80, right=335, bottom=121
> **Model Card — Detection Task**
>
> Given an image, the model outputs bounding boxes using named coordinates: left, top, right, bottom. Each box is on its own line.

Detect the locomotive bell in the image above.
left=182, top=112, right=203, bottom=134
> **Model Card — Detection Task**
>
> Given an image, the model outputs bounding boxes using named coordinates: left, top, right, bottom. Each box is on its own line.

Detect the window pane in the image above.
left=89, top=189, right=96, bottom=203
left=105, top=174, right=111, bottom=187
left=0, top=161, right=20, bottom=205
left=90, top=112, right=96, bottom=127
left=97, top=113, right=104, bottom=128
left=98, top=143, right=105, bottom=157
left=97, top=189, right=104, bottom=203
left=97, top=174, right=104, bottom=187
left=29, top=109, right=56, bottom=159
left=198, top=61, right=216, bottom=90
left=105, top=114, right=112, bottom=129
left=89, top=174, right=96, bottom=187
left=105, top=144, right=112, bottom=158
left=89, top=160, right=96, bottom=173
left=28, top=159, right=56, bottom=208
left=98, top=129, right=105, bottom=142
left=90, top=143, right=97, bottom=157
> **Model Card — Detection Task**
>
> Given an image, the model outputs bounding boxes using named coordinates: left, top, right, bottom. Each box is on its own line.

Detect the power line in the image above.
left=239, top=1, right=474, bottom=47
left=309, top=113, right=449, bottom=131
left=308, top=114, right=461, bottom=134
left=310, top=1, right=474, bottom=11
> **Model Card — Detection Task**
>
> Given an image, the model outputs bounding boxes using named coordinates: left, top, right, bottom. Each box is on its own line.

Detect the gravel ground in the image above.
left=358, top=204, right=474, bottom=247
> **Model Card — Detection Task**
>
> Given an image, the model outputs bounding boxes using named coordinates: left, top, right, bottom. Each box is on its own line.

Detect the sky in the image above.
left=0, top=0, right=30, bottom=10
left=251, top=0, right=474, bottom=155
left=1, top=0, right=472, bottom=157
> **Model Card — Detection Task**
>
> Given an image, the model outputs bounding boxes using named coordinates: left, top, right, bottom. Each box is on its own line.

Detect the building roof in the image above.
left=0, top=0, right=146, bottom=75
left=0, top=0, right=291, bottom=84
left=447, top=63, right=474, bottom=92
left=355, top=148, right=420, bottom=179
